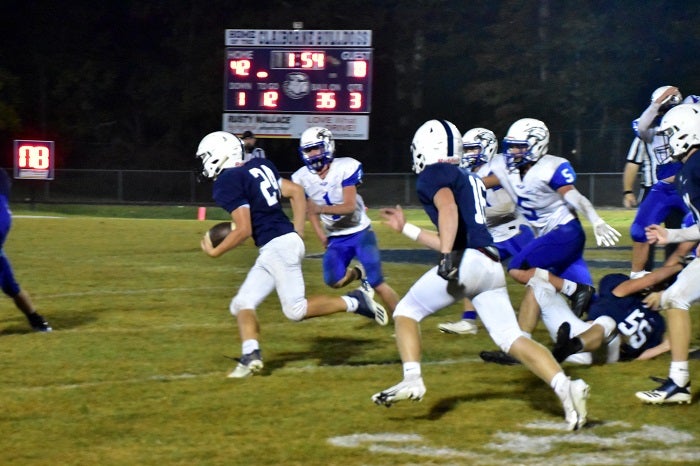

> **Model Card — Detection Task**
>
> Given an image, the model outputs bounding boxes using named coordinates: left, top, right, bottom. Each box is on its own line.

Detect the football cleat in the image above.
left=227, top=349, right=263, bottom=378
left=372, top=377, right=426, bottom=407
left=438, top=319, right=478, bottom=335
left=27, top=312, right=52, bottom=332
left=561, top=378, right=590, bottom=431
left=570, top=284, right=595, bottom=318
left=635, top=376, right=692, bottom=404
left=347, top=289, right=388, bottom=326
left=551, top=322, right=584, bottom=362
left=479, top=350, right=521, bottom=365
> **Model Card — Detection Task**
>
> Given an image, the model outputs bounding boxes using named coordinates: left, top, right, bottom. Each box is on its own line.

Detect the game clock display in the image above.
left=224, top=48, right=372, bottom=113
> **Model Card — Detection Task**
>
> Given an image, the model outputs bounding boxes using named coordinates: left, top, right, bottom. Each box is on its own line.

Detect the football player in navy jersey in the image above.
left=635, top=103, right=700, bottom=404
left=196, top=131, right=388, bottom=378
left=541, top=264, right=684, bottom=365
left=438, top=128, right=535, bottom=335
left=291, top=126, right=399, bottom=313
left=0, top=169, right=51, bottom=332
left=370, top=120, right=589, bottom=431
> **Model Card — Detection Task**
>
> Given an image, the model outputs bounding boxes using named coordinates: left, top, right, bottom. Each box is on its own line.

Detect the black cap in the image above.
left=242, top=130, right=255, bottom=139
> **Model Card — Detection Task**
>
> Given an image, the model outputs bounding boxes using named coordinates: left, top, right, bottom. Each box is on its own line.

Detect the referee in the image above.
left=621, top=136, right=681, bottom=269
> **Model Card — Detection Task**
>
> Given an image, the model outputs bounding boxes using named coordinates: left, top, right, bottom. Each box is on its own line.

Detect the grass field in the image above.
left=0, top=204, right=698, bottom=465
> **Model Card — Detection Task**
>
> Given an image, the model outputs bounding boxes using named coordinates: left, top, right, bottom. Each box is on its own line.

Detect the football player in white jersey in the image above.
left=197, top=131, right=389, bottom=379
left=291, top=127, right=400, bottom=313
left=636, top=103, right=700, bottom=404
left=438, top=128, right=535, bottom=335
left=628, top=86, right=698, bottom=278
left=483, top=118, right=620, bottom=324
left=371, top=119, right=589, bottom=431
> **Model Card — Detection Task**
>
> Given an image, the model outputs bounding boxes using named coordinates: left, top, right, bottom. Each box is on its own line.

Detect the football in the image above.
left=205, top=221, right=235, bottom=248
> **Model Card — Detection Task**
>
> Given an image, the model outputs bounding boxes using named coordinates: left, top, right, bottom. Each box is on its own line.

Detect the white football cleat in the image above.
left=227, top=350, right=264, bottom=378
left=438, top=319, right=478, bottom=335
left=636, top=377, right=691, bottom=404
left=372, top=377, right=426, bottom=407
left=348, top=289, right=389, bottom=326
left=559, top=377, right=589, bottom=431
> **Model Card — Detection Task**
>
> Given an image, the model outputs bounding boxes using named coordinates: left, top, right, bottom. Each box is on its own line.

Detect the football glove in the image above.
left=437, top=253, right=458, bottom=281
left=593, top=219, right=621, bottom=247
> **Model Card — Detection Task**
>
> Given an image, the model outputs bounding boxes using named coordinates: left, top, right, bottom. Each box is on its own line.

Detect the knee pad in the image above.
left=593, top=315, right=617, bottom=341
left=629, top=222, right=647, bottom=243
left=229, top=295, right=255, bottom=317
left=282, top=298, right=308, bottom=322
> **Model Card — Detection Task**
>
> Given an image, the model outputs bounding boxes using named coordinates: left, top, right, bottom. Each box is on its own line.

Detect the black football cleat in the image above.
left=479, top=350, right=521, bottom=366
left=551, top=322, right=583, bottom=362
left=27, top=312, right=52, bottom=332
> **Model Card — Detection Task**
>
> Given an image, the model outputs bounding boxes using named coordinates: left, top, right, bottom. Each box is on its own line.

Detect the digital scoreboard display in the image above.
left=223, top=29, right=372, bottom=140
left=225, top=48, right=372, bottom=113
left=13, top=140, right=55, bottom=180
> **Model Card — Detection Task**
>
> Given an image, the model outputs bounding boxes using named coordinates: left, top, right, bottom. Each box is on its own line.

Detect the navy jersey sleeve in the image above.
left=212, top=159, right=294, bottom=247
left=678, top=154, right=700, bottom=226
left=416, top=163, right=492, bottom=251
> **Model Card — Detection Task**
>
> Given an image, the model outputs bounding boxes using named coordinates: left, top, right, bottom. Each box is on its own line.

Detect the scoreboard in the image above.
left=13, top=139, right=55, bottom=180
left=223, top=29, right=372, bottom=140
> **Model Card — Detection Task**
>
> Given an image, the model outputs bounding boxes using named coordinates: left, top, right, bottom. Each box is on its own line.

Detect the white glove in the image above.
left=593, top=219, right=621, bottom=247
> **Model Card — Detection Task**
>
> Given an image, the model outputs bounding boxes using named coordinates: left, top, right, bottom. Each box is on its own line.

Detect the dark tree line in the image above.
left=1, top=0, right=699, bottom=173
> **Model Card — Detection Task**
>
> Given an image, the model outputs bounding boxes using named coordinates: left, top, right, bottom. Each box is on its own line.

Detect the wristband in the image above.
left=402, top=223, right=421, bottom=241
left=623, top=190, right=634, bottom=195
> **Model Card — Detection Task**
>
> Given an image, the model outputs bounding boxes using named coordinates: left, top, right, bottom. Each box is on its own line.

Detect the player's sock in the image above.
left=670, top=361, right=690, bottom=387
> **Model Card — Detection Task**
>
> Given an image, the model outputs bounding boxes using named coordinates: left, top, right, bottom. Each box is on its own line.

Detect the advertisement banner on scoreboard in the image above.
left=222, top=113, right=369, bottom=140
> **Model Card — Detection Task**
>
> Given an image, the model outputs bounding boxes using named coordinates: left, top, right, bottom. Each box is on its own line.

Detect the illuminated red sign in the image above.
left=13, top=140, right=55, bottom=180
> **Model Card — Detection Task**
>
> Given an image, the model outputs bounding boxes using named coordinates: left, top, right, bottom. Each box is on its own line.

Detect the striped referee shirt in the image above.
left=625, top=137, right=657, bottom=188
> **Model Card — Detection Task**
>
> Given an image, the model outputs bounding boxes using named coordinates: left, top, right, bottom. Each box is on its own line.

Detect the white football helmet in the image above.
left=196, top=131, right=244, bottom=179
left=410, top=119, right=462, bottom=174
left=651, top=85, right=683, bottom=112
left=461, top=127, right=498, bottom=169
left=299, top=126, right=335, bottom=173
left=656, top=103, right=700, bottom=162
left=502, top=118, right=549, bottom=171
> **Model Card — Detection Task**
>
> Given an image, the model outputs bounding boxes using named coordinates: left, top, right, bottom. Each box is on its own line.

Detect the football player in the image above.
left=628, top=86, right=698, bottom=278
left=438, top=128, right=534, bottom=335
left=635, top=103, right=700, bottom=404
left=483, top=118, right=620, bottom=318
left=291, top=127, right=399, bottom=313
left=0, top=169, right=51, bottom=332
left=196, top=131, right=388, bottom=378
left=371, top=119, right=589, bottom=431
left=534, top=264, right=685, bottom=366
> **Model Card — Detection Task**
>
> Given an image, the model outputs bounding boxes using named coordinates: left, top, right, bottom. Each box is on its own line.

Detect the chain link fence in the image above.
left=7, top=169, right=629, bottom=208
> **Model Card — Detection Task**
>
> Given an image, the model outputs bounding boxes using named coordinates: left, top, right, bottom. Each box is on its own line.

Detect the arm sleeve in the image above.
left=634, top=103, right=662, bottom=143
left=666, top=226, right=700, bottom=243
left=563, top=189, right=602, bottom=225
